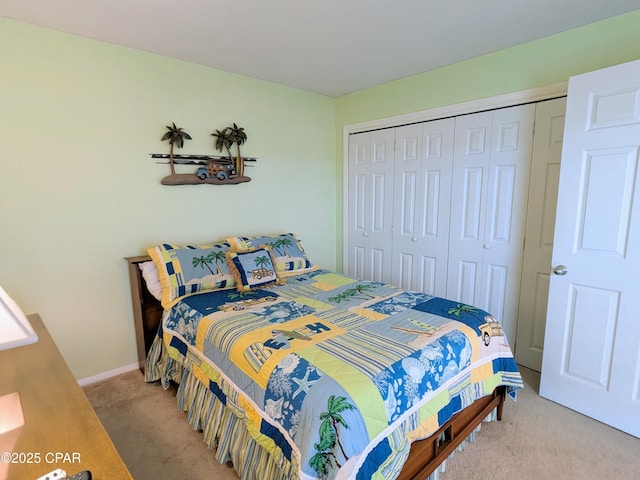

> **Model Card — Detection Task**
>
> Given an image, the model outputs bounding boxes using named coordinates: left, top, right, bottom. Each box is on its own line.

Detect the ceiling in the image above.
left=2, top=0, right=639, bottom=97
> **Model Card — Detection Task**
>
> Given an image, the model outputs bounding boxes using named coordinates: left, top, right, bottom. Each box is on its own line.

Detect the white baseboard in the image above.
left=78, top=362, right=140, bottom=387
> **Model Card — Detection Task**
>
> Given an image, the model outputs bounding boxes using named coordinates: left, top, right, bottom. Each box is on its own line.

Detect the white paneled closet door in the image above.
left=447, top=105, right=535, bottom=343
left=346, top=129, right=395, bottom=284
left=391, top=119, right=454, bottom=296
left=515, top=97, right=566, bottom=371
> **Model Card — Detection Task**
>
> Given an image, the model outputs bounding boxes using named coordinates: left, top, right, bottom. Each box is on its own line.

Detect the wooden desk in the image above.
left=0, top=314, right=133, bottom=480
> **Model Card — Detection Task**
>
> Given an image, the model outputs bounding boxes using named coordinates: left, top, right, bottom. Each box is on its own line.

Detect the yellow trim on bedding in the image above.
left=473, top=360, right=495, bottom=385
left=229, top=315, right=346, bottom=388
left=349, top=307, right=388, bottom=321
left=456, top=323, right=482, bottom=364
left=312, top=272, right=357, bottom=290
left=292, top=296, right=334, bottom=311
left=147, top=245, right=175, bottom=309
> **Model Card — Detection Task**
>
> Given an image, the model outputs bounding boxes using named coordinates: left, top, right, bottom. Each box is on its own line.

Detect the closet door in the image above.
left=515, top=97, right=566, bottom=371
left=346, top=129, right=395, bottom=283
left=447, top=105, right=535, bottom=342
left=392, top=119, right=454, bottom=295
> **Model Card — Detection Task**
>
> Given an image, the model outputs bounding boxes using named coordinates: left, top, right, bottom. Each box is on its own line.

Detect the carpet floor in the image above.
left=83, top=366, right=639, bottom=479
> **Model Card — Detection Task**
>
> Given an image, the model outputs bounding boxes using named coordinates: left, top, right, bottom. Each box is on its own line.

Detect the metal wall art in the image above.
left=151, top=122, right=256, bottom=185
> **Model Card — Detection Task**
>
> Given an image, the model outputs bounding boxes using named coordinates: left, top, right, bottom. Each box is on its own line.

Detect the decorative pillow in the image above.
left=139, top=261, right=162, bottom=301
left=226, top=247, right=283, bottom=292
left=148, top=242, right=235, bottom=309
left=226, top=233, right=317, bottom=276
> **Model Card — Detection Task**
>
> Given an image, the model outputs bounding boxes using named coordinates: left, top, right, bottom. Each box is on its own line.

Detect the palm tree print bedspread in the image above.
left=157, top=269, right=522, bottom=479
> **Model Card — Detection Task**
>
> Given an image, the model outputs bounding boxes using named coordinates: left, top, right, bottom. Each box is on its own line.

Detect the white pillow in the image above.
left=139, top=261, right=163, bottom=301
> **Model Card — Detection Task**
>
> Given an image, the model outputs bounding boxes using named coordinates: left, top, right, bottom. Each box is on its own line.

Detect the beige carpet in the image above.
left=83, top=366, right=639, bottom=479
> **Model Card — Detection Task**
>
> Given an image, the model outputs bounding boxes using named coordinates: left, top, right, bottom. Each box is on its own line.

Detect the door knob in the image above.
left=553, top=265, right=568, bottom=276
left=363, top=231, right=369, bottom=237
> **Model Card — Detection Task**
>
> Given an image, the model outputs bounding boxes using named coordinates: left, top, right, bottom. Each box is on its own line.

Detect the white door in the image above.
left=346, top=129, right=395, bottom=283
left=540, top=60, right=640, bottom=438
left=515, top=98, right=566, bottom=371
left=447, top=105, right=535, bottom=343
left=392, top=119, right=454, bottom=295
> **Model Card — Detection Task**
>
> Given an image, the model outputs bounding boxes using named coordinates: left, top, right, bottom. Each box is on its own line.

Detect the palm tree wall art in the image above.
left=161, top=122, right=192, bottom=175
left=153, top=121, right=255, bottom=186
left=229, top=122, right=247, bottom=177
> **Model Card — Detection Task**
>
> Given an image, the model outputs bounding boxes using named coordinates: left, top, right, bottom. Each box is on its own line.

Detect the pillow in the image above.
left=226, top=233, right=317, bottom=276
left=226, top=247, right=283, bottom=292
left=139, top=261, right=162, bottom=301
left=148, top=242, right=235, bottom=308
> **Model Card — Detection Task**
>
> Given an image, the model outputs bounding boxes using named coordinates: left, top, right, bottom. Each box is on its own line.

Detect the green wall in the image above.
left=334, top=9, right=640, bottom=265
left=0, top=18, right=336, bottom=379
left=3, top=9, right=640, bottom=380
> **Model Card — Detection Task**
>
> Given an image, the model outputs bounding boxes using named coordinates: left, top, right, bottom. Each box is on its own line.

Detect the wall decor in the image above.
left=152, top=122, right=255, bottom=185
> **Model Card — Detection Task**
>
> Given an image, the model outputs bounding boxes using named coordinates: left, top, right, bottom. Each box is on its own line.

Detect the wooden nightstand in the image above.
left=0, top=314, right=133, bottom=480
left=125, top=256, right=164, bottom=372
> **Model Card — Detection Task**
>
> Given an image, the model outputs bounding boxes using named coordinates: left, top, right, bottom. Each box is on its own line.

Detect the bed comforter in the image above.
left=146, top=268, right=522, bottom=479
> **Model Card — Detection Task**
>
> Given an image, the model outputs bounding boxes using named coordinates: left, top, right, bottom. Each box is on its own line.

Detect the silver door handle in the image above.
left=553, top=265, right=568, bottom=275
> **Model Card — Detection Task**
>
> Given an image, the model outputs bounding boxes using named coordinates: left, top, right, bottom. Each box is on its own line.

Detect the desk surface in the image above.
left=0, top=314, right=133, bottom=480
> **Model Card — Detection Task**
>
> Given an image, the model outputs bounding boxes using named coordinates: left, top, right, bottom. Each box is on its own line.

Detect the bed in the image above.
left=126, top=233, right=522, bottom=480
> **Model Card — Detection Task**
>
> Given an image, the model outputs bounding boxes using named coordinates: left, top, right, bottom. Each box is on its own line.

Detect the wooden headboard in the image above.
left=126, top=255, right=164, bottom=372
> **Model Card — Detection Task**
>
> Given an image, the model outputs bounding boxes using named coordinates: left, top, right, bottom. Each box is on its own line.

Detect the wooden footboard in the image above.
left=397, top=386, right=506, bottom=480
left=125, top=255, right=506, bottom=479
